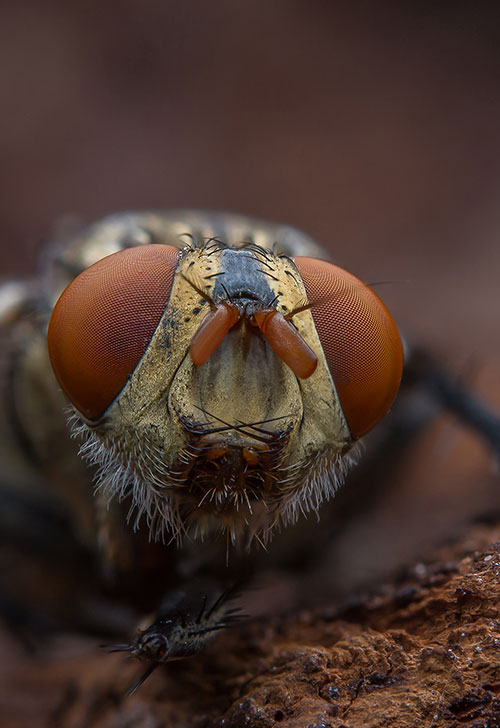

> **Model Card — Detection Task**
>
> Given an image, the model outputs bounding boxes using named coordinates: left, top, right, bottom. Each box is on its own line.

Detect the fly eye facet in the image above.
left=48, top=244, right=180, bottom=420
left=293, top=256, right=404, bottom=438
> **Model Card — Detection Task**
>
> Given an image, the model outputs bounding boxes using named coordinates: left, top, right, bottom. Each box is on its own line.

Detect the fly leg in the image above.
left=105, top=582, right=244, bottom=696
left=403, top=348, right=500, bottom=457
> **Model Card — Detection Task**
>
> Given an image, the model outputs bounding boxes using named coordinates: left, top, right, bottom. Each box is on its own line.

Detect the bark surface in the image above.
left=2, top=522, right=500, bottom=728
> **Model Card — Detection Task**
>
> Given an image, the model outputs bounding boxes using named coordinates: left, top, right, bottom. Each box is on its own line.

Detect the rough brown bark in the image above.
left=2, top=523, right=500, bottom=728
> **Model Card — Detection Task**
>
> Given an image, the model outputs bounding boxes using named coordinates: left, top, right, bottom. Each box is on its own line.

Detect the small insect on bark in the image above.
left=0, top=210, right=403, bottom=684
left=105, top=585, right=243, bottom=695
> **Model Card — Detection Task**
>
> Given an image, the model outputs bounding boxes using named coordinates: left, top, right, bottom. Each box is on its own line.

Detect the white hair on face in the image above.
left=68, top=410, right=357, bottom=547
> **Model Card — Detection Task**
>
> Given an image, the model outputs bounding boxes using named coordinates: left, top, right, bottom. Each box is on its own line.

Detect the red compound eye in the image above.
left=48, top=244, right=180, bottom=420
left=293, top=256, right=404, bottom=438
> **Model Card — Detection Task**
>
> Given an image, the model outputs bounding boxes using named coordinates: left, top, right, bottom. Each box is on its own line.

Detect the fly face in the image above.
left=46, top=213, right=403, bottom=546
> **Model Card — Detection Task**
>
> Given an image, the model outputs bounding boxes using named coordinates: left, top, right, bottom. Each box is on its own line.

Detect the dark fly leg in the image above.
left=0, top=483, right=142, bottom=643
left=105, top=583, right=244, bottom=696
left=403, top=348, right=500, bottom=458
left=0, top=482, right=80, bottom=641
left=269, top=348, right=500, bottom=578
left=340, top=347, right=500, bottom=518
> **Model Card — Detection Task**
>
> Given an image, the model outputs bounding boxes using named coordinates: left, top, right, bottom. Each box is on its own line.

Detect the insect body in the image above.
left=107, top=586, right=242, bottom=695
left=1, top=211, right=403, bottom=565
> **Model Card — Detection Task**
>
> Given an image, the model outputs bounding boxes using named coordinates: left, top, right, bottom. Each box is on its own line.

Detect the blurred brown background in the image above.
left=1, top=8, right=500, bottom=721
left=1, top=0, right=499, bottom=359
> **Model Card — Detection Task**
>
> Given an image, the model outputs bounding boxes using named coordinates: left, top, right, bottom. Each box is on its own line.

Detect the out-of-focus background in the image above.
left=1, top=7, right=500, bottom=722
left=1, top=0, right=500, bottom=358
left=1, top=0, right=500, bottom=593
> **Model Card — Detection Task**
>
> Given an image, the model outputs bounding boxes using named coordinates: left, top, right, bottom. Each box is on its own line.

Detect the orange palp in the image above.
left=48, top=244, right=180, bottom=420
left=189, top=304, right=239, bottom=366
left=293, top=256, right=404, bottom=438
left=254, top=310, right=318, bottom=379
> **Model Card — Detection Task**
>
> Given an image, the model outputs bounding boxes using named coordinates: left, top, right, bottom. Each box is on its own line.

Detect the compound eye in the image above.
left=293, top=256, right=404, bottom=438
left=48, top=244, right=180, bottom=420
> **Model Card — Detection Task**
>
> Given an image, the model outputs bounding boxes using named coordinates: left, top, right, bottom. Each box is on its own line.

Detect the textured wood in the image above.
left=2, top=523, right=500, bottom=728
